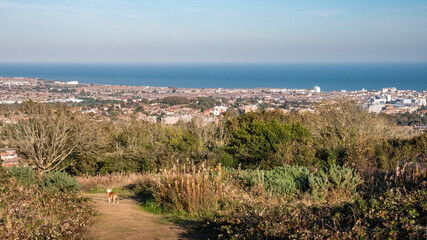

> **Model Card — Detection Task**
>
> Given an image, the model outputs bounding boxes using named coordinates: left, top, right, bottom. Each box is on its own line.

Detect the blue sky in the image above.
left=1, top=0, right=426, bottom=63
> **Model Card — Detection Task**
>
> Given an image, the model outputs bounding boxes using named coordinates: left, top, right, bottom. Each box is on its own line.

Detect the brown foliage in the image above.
left=154, top=162, right=230, bottom=216
left=0, top=168, right=96, bottom=239
left=3, top=102, right=103, bottom=175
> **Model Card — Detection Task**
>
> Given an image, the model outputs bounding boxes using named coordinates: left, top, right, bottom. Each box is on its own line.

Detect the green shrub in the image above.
left=264, top=165, right=310, bottom=195
left=239, top=165, right=311, bottom=196
left=308, top=170, right=330, bottom=199
left=239, top=165, right=361, bottom=199
left=327, top=164, right=361, bottom=193
left=238, top=169, right=261, bottom=187
left=7, top=166, right=37, bottom=187
left=41, top=171, right=82, bottom=193
left=308, top=164, right=361, bottom=200
left=219, top=151, right=239, bottom=168
left=226, top=116, right=312, bottom=169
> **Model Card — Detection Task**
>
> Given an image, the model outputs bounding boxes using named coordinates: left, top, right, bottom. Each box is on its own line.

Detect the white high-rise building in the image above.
left=314, top=86, right=321, bottom=93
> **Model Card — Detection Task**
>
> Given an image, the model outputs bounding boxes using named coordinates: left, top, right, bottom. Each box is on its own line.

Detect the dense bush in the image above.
left=7, top=166, right=37, bottom=187
left=0, top=167, right=96, bottom=239
left=7, top=166, right=82, bottom=193
left=309, top=164, right=361, bottom=200
left=239, top=166, right=309, bottom=196
left=211, top=188, right=427, bottom=239
left=90, top=120, right=202, bottom=174
left=226, top=115, right=313, bottom=169
left=239, top=165, right=361, bottom=200
left=374, top=134, right=427, bottom=170
left=41, top=171, right=82, bottom=193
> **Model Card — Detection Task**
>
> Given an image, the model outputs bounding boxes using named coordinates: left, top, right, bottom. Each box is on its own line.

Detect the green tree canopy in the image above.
left=226, top=113, right=312, bottom=169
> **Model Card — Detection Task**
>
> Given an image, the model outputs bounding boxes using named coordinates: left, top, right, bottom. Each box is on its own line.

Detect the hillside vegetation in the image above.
left=0, top=167, right=96, bottom=239
left=1, top=101, right=426, bottom=239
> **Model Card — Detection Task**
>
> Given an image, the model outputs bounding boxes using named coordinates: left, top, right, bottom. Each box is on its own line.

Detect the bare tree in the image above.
left=3, top=102, right=100, bottom=175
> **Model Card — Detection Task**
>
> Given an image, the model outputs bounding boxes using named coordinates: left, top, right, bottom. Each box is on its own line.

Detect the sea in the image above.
left=0, top=63, right=426, bottom=92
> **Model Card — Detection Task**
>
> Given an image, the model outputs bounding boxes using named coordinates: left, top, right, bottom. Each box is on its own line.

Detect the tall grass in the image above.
left=360, top=161, right=427, bottom=193
left=154, top=162, right=227, bottom=216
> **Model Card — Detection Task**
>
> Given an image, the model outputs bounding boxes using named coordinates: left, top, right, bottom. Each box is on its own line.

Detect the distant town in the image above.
left=0, top=76, right=426, bottom=123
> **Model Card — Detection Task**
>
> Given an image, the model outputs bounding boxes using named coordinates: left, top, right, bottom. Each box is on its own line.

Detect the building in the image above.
left=382, top=87, right=397, bottom=93
left=314, top=86, right=321, bottom=93
left=368, top=104, right=384, bottom=113
left=369, top=95, right=387, bottom=104
left=244, top=105, right=258, bottom=113
left=213, top=106, right=228, bottom=116
left=0, top=148, right=20, bottom=167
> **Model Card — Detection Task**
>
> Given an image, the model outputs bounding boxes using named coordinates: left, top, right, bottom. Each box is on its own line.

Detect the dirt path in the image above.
left=85, top=193, right=205, bottom=240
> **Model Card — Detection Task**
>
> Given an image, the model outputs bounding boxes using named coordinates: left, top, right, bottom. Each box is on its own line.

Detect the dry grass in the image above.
left=77, top=172, right=158, bottom=192
left=154, top=162, right=230, bottom=216
left=360, top=161, right=427, bottom=192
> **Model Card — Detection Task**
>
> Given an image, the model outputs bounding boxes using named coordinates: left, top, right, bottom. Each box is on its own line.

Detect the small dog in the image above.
left=106, top=188, right=119, bottom=204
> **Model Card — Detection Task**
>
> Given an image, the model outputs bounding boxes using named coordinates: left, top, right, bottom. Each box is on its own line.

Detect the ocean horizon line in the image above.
left=1, top=61, right=427, bottom=65
left=0, top=62, right=426, bottom=91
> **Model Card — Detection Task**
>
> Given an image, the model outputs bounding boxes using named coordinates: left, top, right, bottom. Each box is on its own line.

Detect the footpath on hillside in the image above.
left=85, top=193, right=209, bottom=240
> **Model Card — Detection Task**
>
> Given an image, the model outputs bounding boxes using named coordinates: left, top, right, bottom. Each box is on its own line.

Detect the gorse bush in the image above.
left=7, top=166, right=37, bottom=187
left=41, top=171, right=82, bottom=193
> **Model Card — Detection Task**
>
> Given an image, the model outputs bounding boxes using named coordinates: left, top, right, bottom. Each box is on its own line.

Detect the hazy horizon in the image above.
left=2, top=61, right=426, bottom=64
left=1, top=0, right=427, bottom=63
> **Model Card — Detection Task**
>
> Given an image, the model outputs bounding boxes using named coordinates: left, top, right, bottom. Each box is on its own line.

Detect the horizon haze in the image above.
left=1, top=0, right=427, bottom=63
